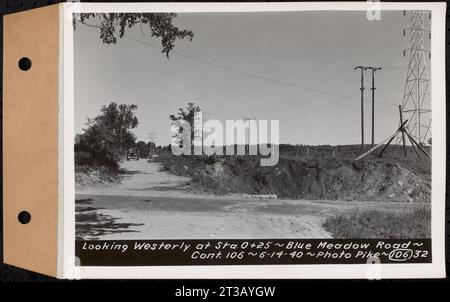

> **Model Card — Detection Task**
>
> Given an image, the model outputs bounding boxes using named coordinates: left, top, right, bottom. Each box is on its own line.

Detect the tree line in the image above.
left=75, top=102, right=140, bottom=172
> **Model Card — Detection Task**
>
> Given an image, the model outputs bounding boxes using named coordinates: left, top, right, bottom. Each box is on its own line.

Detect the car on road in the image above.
left=126, top=148, right=140, bottom=161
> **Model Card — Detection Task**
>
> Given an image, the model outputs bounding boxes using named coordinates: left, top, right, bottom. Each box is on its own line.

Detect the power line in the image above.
left=276, top=55, right=406, bottom=122
left=299, top=17, right=405, bottom=85
left=124, top=35, right=398, bottom=108
left=267, top=79, right=357, bottom=120
left=319, top=100, right=350, bottom=144
left=249, top=33, right=408, bottom=118
left=273, top=52, right=407, bottom=119
left=256, top=66, right=365, bottom=119
left=257, top=73, right=356, bottom=118
left=277, top=92, right=357, bottom=123
left=268, top=55, right=398, bottom=120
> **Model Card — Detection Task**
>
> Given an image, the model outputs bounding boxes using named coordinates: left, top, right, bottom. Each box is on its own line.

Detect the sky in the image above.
left=74, top=10, right=430, bottom=146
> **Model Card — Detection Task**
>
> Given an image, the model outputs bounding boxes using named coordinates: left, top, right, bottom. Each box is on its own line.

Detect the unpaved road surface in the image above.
left=78, top=159, right=192, bottom=198
left=76, top=159, right=415, bottom=240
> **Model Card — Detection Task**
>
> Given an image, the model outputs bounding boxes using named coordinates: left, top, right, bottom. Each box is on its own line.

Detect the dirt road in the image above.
left=76, top=159, right=414, bottom=240
left=78, top=158, right=192, bottom=197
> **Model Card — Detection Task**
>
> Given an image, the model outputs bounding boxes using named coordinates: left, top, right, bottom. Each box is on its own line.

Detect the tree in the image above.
left=74, top=13, right=194, bottom=57
left=169, top=102, right=201, bottom=129
left=136, top=140, right=154, bottom=158
left=84, top=102, right=139, bottom=153
left=169, top=102, right=202, bottom=151
left=75, top=102, right=139, bottom=172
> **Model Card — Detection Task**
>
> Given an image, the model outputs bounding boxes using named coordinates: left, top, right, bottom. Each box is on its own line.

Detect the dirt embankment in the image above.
left=159, top=155, right=430, bottom=203
left=75, top=165, right=120, bottom=189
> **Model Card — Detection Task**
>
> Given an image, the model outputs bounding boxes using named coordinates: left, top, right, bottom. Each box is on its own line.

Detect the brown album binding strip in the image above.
left=3, top=4, right=60, bottom=277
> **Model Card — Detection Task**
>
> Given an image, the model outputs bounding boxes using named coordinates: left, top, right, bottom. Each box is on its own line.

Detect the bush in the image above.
left=75, top=141, right=118, bottom=173
left=322, top=206, right=431, bottom=238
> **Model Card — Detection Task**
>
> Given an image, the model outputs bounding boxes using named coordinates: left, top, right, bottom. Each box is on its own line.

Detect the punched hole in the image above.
left=18, top=57, right=32, bottom=71
left=18, top=211, right=31, bottom=224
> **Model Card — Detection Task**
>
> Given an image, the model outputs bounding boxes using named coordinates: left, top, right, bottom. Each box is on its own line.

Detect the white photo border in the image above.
left=61, top=2, right=447, bottom=279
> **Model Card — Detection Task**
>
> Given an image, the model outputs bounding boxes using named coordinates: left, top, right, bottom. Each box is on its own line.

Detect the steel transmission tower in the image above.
left=400, top=10, right=431, bottom=145
left=148, top=131, right=157, bottom=144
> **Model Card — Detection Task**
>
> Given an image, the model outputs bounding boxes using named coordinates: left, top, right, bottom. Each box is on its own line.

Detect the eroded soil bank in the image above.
left=159, top=156, right=430, bottom=203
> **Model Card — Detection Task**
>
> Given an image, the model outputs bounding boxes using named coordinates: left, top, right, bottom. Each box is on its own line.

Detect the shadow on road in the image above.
left=75, top=198, right=144, bottom=240
left=118, top=169, right=140, bottom=175
left=135, top=185, right=189, bottom=192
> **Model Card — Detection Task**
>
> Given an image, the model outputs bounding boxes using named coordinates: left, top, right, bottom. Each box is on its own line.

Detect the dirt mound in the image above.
left=75, top=166, right=119, bottom=189
left=191, top=157, right=430, bottom=202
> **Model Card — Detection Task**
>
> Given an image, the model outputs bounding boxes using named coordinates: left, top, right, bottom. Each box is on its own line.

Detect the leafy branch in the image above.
left=74, top=13, right=194, bottom=57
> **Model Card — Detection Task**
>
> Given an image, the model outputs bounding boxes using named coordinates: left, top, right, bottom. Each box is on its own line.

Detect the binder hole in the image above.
left=18, top=57, right=32, bottom=71
left=18, top=211, right=31, bottom=224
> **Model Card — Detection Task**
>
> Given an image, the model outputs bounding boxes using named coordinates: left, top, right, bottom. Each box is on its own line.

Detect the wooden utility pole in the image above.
left=398, top=105, right=407, bottom=157
left=355, top=108, right=430, bottom=161
left=355, top=120, right=408, bottom=161
left=148, top=131, right=157, bottom=154
left=354, top=66, right=366, bottom=150
left=366, top=67, right=382, bottom=146
left=148, top=131, right=157, bottom=144
left=242, top=117, right=256, bottom=154
left=202, top=111, right=212, bottom=147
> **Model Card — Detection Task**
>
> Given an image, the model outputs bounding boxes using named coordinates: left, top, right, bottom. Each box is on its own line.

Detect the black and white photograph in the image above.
left=65, top=2, right=446, bottom=278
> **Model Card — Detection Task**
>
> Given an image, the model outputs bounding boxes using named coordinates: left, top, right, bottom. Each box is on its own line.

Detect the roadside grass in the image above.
left=322, top=205, right=431, bottom=238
